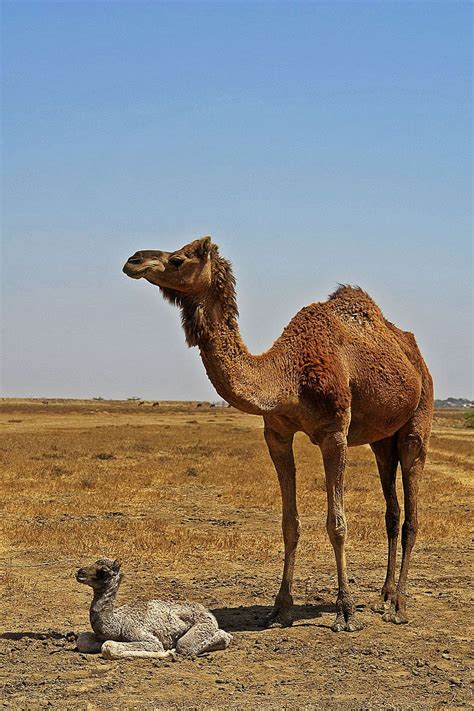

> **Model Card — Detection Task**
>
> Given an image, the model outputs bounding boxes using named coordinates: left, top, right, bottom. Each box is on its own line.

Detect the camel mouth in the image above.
left=122, top=263, right=149, bottom=279
left=123, top=259, right=166, bottom=282
left=75, top=571, right=88, bottom=583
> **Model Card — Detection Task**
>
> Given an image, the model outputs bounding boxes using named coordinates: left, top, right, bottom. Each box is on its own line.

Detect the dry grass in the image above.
left=1, top=400, right=472, bottom=575
left=1, top=400, right=473, bottom=709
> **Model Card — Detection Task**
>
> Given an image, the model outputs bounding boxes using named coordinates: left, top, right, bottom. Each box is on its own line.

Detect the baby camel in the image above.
left=75, top=558, right=232, bottom=660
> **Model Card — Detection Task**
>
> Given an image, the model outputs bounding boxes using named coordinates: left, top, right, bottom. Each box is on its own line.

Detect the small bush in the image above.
left=50, top=465, right=69, bottom=477
left=464, top=411, right=474, bottom=428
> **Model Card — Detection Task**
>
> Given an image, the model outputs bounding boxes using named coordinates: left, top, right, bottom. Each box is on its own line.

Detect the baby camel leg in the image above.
left=76, top=632, right=103, bottom=654
left=175, top=622, right=232, bottom=656
left=320, top=432, right=363, bottom=633
left=101, top=640, right=175, bottom=660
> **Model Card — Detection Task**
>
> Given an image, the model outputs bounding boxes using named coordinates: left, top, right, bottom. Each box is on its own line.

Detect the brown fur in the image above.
left=123, top=237, right=433, bottom=631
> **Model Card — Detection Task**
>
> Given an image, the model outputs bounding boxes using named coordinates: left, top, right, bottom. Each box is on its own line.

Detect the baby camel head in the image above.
left=76, top=558, right=122, bottom=591
left=123, top=236, right=213, bottom=298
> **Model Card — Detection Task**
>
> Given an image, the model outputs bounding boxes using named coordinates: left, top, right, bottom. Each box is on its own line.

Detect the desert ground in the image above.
left=0, top=399, right=472, bottom=709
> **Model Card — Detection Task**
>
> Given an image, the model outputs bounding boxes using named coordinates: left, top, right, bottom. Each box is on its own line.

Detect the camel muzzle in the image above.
left=123, top=251, right=168, bottom=279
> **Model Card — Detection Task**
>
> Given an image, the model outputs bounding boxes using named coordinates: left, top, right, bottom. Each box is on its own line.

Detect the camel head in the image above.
left=123, top=236, right=237, bottom=347
left=76, top=558, right=122, bottom=591
left=123, top=236, right=213, bottom=297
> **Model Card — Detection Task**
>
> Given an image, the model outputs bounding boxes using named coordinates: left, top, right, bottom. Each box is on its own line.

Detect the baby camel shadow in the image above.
left=212, top=602, right=334, bottom=632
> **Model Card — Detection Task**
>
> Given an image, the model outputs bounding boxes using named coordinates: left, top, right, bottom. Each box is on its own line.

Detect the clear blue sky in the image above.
left=2, top=1, right=472, bottom=400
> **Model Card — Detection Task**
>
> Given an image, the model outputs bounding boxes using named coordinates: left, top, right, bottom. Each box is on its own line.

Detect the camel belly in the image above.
left=347, top=371, right=422, bottom=446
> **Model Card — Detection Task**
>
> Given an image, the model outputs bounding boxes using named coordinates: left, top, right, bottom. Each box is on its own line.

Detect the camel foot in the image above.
left=382, top=606, right=408, bottom=624
left=371, top=589, right=393, bottom=614
left=265, top=607, right=293, bottom=628
left=331, top=613, right=364, bottom=633
left=370, top=595, right=390, bottom=615
left=382, top=592, right=408, bottom=624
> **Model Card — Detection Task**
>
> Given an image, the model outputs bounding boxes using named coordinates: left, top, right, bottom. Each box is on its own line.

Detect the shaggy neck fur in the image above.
left=90, top=577, right=121, bottom=638
left=161, top=249, right=282, bottom=414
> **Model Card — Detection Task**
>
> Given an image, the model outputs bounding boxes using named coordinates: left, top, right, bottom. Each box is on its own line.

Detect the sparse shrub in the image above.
left=132, top=442, right=153, bottom=453
left=464, top=411, right=474, bottom=428
left=186, top=467, right=199, bottom=477
left=95, top=452, right=115, bottom=460
left=49, top=465, right=69, bottom=477
left=80, top=476, right=97, bottom=490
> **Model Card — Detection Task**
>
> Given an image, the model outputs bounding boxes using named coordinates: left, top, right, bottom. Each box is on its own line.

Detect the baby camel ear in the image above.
left=196, top=236, right=212, bottom=259
left=112, top=559, right=122, bottom=572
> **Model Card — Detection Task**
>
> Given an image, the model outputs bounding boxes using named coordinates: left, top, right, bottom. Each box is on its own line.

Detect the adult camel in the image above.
left=123, top=236, right=433, bottom=632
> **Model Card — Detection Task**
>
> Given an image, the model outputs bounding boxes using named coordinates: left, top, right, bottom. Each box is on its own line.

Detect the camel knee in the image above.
left=327, top=512, right=347, bottom=544
left=399, top=433, right=425, bottom=471
left=283, top=514, right=300, bottom=548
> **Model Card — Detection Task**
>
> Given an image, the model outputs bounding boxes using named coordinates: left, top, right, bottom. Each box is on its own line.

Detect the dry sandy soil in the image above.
left=0, top=399, right=472, bottom=709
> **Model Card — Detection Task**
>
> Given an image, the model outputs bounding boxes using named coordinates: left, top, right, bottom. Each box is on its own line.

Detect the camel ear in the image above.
left=196, top=236, right=212, bottom=259
left=112, top=559, right=122, bottom=572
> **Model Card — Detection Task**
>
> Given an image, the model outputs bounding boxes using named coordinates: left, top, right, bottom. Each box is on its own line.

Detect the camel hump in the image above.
left=327, top=285, right=385, bottom=326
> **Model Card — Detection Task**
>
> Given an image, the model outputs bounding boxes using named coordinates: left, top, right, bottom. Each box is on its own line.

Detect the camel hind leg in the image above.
left=370, top=435, right=400, bottom=612
left=175, top=621, right=232, bottom=657
left=383, top=372, right=433, bottom=624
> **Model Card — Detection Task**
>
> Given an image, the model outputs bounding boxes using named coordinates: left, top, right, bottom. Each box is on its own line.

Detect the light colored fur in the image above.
left=76, top=558, right=232, bottom=660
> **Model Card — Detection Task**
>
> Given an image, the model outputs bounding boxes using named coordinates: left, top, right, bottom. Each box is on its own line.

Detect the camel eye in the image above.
left=169, top=256, right=185, bottom=268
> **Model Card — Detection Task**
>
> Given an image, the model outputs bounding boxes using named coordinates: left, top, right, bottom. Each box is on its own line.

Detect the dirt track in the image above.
left=1, top=401, right=472, bottom=709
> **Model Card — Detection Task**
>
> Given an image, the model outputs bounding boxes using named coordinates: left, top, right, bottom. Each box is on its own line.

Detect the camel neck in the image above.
left=90, top=582, right=120, bottom=637
left=197, top=298, right=282, bottom=416
left=164, top=252, right=285, bottom=415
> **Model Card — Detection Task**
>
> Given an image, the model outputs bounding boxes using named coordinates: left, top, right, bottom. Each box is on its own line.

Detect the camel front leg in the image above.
left=320, top=432, right=363, bottom=632
left=101, top=639, right=175, bottom=660
left=264, top=425, right=300, bottom=628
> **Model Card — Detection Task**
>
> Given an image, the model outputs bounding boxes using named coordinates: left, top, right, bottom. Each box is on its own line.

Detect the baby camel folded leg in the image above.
left=101, top=640, right=175, bottom=660
left=176, top=622, right=233, bottom=657
left=76, top=632, right=103, bottom=654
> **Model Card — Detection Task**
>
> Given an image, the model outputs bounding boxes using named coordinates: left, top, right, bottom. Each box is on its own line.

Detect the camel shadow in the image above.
left=0, top=630, right=73, bottom=641
left=211, top=602, right=334, bottom=632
